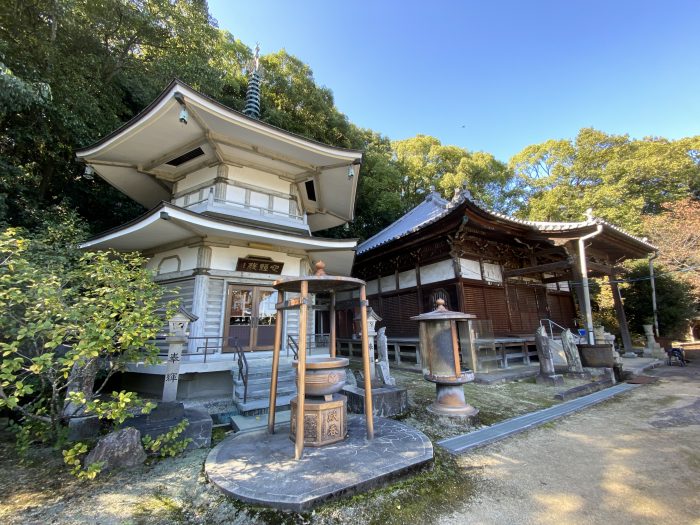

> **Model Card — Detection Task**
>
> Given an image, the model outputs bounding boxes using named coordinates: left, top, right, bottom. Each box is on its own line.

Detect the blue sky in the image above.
left=208, top=0, right=700, bottom=162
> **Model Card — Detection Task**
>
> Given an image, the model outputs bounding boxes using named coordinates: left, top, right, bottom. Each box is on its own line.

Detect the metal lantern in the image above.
left=411, top=299, right=479, bottom=418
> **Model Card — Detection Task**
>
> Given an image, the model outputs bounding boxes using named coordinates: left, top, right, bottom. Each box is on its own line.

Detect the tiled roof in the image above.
left=356, top=189, right=656, bottom=255
left=356, top=191, right=451, bottom=254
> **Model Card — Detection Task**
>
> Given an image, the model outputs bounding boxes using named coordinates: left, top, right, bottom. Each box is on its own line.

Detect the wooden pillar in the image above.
left=267, top=307, right=284, bottom=434
left=294, top=280, right=309, bottom=459
left=610, top=278, right=634, bottom=353
left=415, top=262, right=424, bottom=312
left=329, top=291, right=336, bottom=358
left=359, top=285, right=375, bottom=440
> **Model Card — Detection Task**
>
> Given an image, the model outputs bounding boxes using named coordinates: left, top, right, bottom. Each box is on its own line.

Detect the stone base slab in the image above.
left=205, top=416, right=433, bottom=511
left=125, top=402, right=212, bottom=449
left=343, top=385, right=408, bottom=417
left=536, top=373, right=564, bottom=386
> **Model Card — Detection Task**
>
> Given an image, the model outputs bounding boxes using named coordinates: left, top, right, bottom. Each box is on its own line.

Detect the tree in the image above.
left=392, top=135, right=517, bottom=213
left=0, top=226, right=176, bottom=444
left=621, top=261, right=696, bottom=339
left=643, top=198, right=700, bottom=302
left=509, top=128, right=700, bottom=233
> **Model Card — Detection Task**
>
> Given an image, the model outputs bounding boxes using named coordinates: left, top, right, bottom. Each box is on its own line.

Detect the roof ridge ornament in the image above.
left=244, top=43, right=263, bottom=120
left=584, top=207, right=595, bottom=222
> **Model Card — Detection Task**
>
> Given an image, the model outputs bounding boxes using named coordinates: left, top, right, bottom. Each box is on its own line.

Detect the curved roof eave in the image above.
left=356, top=189, right=656, bottom=257
left=75, top=78, right=363, bottom=162
left=80, top=201, right=359, bottom=251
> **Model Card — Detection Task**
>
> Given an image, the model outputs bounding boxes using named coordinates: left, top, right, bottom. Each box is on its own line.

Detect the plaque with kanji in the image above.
left=236, top=257, right=284, bottom=275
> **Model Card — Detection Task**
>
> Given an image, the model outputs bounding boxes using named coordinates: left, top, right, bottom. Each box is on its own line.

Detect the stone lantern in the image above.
left=168, top=307, right=198, bottom=338
left=355, top=308, right=382, bottom=382
left=411, top=299, right=478, bottom=418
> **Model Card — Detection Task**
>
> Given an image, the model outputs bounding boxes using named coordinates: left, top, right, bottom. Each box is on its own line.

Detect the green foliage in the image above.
left=621, top=262, right=696, bottom=339
left=393, top=135, right=517, bottom=212
left=509, top=128, right=700, bottom=232
left=62, top=441, right=103, bottom=480
left=142, top=419, right=192, bottom=458
left=0, top=225, right=177, bottom=443
left=9, top=415, right=56, bottom=458
left=68, top=390, right=156, bottom=426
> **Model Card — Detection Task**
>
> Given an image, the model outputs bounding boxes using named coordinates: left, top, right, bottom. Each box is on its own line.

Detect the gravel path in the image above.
left=442, top=363, right=700, bottom=525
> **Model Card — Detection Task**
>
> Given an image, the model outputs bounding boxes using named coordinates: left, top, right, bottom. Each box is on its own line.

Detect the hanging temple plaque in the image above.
left=236, top=257, right=284, bottom=275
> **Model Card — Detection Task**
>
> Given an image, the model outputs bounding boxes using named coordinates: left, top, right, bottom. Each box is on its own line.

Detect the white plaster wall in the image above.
left=225, top=184, right=246, bottom=203
left=175, top=166, right=218, bottom=193
left=398, top=269, right=417, bottom=289
left=483, top=262, right=503, bottom=283
left=210, top=245, right=303, bottom=277
left=559, top=281, right=570, bottom=291
left=148, top=246, right=199, bottom=274
left=228, top=165, right=291, bottom=194
left=420, top=260, right=455, bottom=285
left=365, top=279, right=378, bottom=296
left=459, top=258, right=482, bottom=280
left=380, top=275, right=396, bottom=292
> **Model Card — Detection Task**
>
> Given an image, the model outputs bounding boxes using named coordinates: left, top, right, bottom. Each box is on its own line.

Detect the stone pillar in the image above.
left=561, top=329, right=585, bottom=375
left=163, top=310, right=196, bottom=402
left=188, top=246, right=211, bottom=354
left=535, top=326, right=564, bottom=386
left=643, top=324, right=665, bottom=358
left=376, top=327, right=396, bottom=386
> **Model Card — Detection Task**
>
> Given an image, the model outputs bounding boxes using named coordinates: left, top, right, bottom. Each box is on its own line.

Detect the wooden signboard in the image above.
left=236, top=257, right=284, bottom=275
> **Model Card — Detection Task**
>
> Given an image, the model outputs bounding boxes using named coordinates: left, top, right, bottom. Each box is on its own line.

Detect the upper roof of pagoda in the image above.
left=76, top=79, right=362, bottom=232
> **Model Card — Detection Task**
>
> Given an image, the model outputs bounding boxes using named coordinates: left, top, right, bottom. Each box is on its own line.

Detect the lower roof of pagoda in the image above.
left=80, top=202, right=358, bottom=275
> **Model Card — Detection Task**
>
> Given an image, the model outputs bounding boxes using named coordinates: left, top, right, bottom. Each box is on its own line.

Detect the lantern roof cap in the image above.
left=411, top=299, right=476, bottom=321
left=171, top=307, right=199, bottom=322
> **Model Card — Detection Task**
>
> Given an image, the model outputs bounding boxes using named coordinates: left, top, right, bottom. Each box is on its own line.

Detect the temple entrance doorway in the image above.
left=223, top=285, right=278, bottom=351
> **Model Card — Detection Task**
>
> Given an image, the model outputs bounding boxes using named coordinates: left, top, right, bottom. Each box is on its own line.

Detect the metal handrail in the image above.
left=539, top=319, right=569, bottom=339
left=286, top=333, right=331, bottom=359
left=287, top=335, right=299, bottom=359
left=155, top=335, right=232, bottom=364
left=232, top=337, right=249, bottom=404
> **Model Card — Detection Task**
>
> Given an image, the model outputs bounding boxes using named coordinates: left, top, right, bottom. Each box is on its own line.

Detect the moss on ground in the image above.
left=1, top=368, right=586, bottom=524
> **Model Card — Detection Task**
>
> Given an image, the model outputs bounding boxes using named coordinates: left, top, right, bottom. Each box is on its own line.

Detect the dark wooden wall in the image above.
left=362, top=279, right=576, bottom=338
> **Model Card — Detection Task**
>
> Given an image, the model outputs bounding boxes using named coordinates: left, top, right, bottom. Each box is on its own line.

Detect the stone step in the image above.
left=235, top=384, right=297, bottom=401
left=232, top=374, right=296, bottom=389
left=230, top=409, right=291, bottom=434
left=234, top=394, right=295, bottom=415
left=238, top=365, right=296, bottom=378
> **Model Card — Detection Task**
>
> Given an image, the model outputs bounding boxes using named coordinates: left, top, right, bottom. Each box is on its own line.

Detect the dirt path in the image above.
left=442, top=363, right=700, bottom=525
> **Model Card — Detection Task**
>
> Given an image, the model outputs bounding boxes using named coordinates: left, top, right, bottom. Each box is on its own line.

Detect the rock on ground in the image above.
left=85, top=427, right=147, bottom=471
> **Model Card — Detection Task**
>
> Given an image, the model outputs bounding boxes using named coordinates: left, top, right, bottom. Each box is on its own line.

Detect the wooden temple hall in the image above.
left=345, top=188, right=656, bottom=371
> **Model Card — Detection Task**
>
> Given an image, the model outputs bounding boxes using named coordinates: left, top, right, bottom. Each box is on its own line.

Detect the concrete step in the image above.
left=230, top=409, right=291, bottom=434
left=234, top=393, right=295, bottom=415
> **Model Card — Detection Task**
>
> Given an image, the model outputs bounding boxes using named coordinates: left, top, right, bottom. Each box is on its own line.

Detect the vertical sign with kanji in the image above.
left=162, top=310, right=196, bottom=402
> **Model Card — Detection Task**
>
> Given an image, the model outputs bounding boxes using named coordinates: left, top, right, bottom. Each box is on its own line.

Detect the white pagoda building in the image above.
left=76, top=64, right=362, bottom=407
